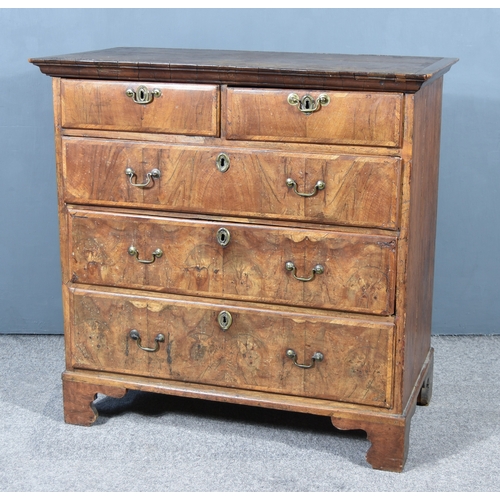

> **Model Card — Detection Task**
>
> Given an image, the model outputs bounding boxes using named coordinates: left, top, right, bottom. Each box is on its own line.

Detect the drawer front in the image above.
left=60, top=79, right=219, bottom=136
left=68, top=208, right=397, bottom=315
left=69, top=286, right=394, bottom=408
left=226, top=87, right=403, bottom=147
left=62, top=138, right=401, bottom=230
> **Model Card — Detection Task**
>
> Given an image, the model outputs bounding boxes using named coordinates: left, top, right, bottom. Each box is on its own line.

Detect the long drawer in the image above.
left=62, top=138, right=401, bottom=230
left=68, top=285, right=395, bottom=408
left=60, top=79, right=220, bottom=136
left=226, top=87, right=403, bottom=147
left=67, top=207, right=397, bottom=315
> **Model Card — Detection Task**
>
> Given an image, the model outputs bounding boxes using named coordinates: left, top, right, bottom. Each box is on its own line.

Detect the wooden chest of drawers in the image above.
left=30, top=48, right=457, bottom=472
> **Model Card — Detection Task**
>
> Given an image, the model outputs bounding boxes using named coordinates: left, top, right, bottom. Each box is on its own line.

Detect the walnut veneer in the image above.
left=30, top=48, right=457, bottom=472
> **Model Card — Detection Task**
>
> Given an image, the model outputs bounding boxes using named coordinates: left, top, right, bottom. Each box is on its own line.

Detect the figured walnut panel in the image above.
left=67, top=208, right=397, bottom=315
left=226, top=88, right=403, bottom=147
left=60, top=79, right=219, bottom=136
left=69, top=286, right=394, bottom=407
left=62, top=137, right=401, bottom=230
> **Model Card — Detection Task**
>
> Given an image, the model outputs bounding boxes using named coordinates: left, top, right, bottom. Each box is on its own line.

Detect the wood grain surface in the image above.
left=30, top=47, right=458, bottom=92
left=67, top=207, right=397, bottom=314
left=226, top=88, right=403, bottom=147
left=31, top=48, right=456, bottom=471
left=62, top=137, right=401, bottom=229
left=60, top=79, right=219, bottom=136
left=69, top=285, right=394, bottom=407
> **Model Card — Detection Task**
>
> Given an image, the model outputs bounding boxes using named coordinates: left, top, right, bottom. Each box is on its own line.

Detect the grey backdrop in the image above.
left=1, top=8, right=499, bottom=334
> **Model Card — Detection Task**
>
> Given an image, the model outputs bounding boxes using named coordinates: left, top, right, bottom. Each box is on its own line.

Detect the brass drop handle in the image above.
left=287, top=93, right=330, bottom=115
left=126, top=85, right=161, bottom=104
left=285, top=261, right=324, bottom=282
left=128, top=246, right=163, bottom=264
left=125, top=167, right=161, bottom=188
left=286, top=178, right=325, bottom=197
left=129, top=329, right=165, bottom=352
left=286, top=349, right=324, bottom=369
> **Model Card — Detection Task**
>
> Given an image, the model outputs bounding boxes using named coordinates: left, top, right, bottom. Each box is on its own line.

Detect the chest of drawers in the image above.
left=30, top=48, right=456, bottom=472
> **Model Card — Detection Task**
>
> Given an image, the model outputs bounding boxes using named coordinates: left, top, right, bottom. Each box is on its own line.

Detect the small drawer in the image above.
left=69, top=286, right=395, bottom=408
left=68, top=208, right=397, bottom=315
left=226, top=87, right=403, bottom=147
left=60, top=79, right=219, bottom=136
left=62, top=137, right=401, bottom=230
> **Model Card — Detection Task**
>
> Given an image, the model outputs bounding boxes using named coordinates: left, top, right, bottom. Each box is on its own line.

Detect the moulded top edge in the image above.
left=29, top=47, right=458, bottom=91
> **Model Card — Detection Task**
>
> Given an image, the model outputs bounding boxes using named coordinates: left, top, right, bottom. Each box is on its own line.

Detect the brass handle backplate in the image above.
left=128, top=246, right=163, bottom=264
left=129, top=329, right=165, bottom=352
left=287, top=93, right=330, bottom=115
left=286, top=349, right=324, bottom=369
left=125, top=167, right=161, bottom=188
left=126, top=85, right=161, bottom=104
left=285, top=261, right=324, bottom=282
left=286, top=178, right=325, bottom=197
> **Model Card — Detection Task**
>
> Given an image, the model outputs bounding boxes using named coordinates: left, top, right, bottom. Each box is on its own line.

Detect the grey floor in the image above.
left=0, top=334, right=499, bottom=492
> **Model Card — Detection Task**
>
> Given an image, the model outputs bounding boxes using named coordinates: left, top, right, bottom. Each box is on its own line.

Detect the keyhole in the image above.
left=217, top=310, right=232, bottom=330
left=216, top=227, right=231, bottom=247
left=301, top=95, right=315, bottom=112
left=216, top=153, right=230, bottom=173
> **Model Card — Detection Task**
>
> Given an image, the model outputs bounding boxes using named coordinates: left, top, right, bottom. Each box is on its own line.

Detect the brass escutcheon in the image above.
left=217, top=311, right=233, bottom=331
left=216, top=153, right=230, bottom=173
left=216, top=228, right=231, bottom=247
left=287, top=93, right=330, bottom=115
left=126, top=85, right=162, bottom=104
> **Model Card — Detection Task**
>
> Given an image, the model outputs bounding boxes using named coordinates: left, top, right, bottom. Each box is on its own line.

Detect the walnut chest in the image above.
left=30, top=48, right=457, bottom=471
